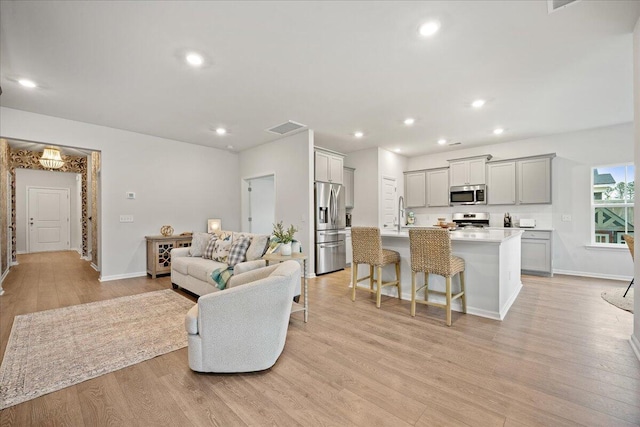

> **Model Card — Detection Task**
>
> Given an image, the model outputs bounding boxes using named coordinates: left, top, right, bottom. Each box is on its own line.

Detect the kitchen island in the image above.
left=359, top=228, right=523, bottom=320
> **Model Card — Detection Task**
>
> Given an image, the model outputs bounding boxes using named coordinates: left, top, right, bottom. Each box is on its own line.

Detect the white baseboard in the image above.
left=99, top=271, right=146, bottom=282
left=10, top=260, right=18, bottom=266
left=90, top=263, right=99, bottom=271
left=631, top=334, right=640, bottom=362
left=16, top=250, right=26, bottom=255
left=553, top=269, right=632, bottom=282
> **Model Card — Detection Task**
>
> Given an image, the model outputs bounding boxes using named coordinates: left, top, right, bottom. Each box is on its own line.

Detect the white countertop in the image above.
left=382, top=228, right=523, bottom=243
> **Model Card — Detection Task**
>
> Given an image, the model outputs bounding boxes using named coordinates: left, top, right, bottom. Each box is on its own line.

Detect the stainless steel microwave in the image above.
left=450, top=184, right=487, bottom=205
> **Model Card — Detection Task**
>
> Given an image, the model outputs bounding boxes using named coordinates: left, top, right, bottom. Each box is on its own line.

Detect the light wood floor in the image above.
left=0, top=251, right=638, bottom=426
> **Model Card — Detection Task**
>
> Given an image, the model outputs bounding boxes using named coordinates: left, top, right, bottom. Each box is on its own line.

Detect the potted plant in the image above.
left=272, top=221, right=298, bottom=256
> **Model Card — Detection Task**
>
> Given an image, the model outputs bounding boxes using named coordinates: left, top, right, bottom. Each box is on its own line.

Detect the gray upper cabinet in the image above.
left=344, top=167, right=355, bottom=208
left=487, top=161, right=516, bottom=205
left=315, top=150, right=344, bottom=184
left=487, top=154, right=554, bottom=206
left=427, top=168, right=449, bottom=207
left=449, top=155, right=490, bottom=186
left=404, top=171, right=426, bottom=208
left=519, top=157, right=552, bottom=204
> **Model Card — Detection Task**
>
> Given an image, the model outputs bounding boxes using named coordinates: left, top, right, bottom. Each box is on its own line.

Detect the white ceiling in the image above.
left=1, top=1, right=639, bottom=157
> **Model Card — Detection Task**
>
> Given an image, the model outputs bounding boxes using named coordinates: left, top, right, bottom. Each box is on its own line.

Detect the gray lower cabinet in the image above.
left=521, top=230, right=552, bottom=276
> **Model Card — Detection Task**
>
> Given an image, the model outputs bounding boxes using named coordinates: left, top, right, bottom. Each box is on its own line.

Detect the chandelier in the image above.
left=39, top=146, right=64, bottom=169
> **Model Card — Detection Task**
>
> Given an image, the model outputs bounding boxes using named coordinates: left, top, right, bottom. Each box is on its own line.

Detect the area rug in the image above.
left=601, top=287, right=634, bottom=313
left=0, top=289, right=194, bottom=410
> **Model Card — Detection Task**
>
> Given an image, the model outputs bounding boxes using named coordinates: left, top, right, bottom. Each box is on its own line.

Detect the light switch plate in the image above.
left=120, top=215, right=134, bottom=223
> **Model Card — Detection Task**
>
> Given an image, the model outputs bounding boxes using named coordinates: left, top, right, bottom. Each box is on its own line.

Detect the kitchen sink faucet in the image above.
left=398, top=196, right=404, bottom=232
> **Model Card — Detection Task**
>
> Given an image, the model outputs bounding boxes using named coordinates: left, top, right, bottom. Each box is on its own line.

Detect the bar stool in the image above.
left=409, top=228, right=466, bottom=326
left=350, top=227, right=401, bottom=308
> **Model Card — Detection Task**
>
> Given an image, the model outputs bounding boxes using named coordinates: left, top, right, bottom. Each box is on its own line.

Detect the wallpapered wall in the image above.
left=1, top=139, right=9, bottom=278
left=8, top=148, right=89, bottom=262
left=91, top=151, right=100, bottom=266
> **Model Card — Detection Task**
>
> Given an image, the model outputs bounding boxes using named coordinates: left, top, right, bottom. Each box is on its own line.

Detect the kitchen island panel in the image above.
left=353, top=229, right=523, bottom=320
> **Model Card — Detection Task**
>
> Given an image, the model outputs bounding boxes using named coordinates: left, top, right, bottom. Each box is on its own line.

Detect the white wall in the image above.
left=15, top=168, right=81, bottom=253
left=344, top=147, right=379, bottom=227
left=378, top=148, right=408, bottom=227
left=1, top=107, right=241, bottom=280
left=406, top=123, right=634, bottom=280
left=239, top=130, right=314, bottom=275
left=632, top=17, right=640, bottom=358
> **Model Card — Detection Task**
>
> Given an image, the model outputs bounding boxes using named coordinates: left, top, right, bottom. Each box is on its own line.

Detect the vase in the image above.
left=291, top=241, right=301, bottom=253
left=280, top=242, right=292, bottom=256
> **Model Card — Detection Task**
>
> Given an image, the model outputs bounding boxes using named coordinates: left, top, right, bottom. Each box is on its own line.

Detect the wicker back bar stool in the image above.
left=350, top=227, right=401, bottom=308
left=409, top=228, right=466, bottom=326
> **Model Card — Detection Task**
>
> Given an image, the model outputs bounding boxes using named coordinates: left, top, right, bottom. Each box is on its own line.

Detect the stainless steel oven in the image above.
left=450, top=184, right=486, bottom=206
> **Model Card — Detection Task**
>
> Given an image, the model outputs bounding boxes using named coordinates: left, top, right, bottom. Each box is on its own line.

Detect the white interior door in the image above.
left=28, top=187, right=70, bottom=253
left=381, top=176, right=397, bottom=229
left=247, top=175, right=275, bottom=235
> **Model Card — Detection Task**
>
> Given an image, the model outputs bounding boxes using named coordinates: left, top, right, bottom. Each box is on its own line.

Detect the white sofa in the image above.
left=171, top=231, right=271, bottom=297
left=185, top=260, right=301, bottom=372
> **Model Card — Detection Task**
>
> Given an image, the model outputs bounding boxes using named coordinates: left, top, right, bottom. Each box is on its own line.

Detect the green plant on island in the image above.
left=272, top=221, right=298, bottom=244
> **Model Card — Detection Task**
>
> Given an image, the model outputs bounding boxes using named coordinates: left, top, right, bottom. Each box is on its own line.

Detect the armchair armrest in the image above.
left=172, top=247, right=191, bottom=259
left=233, top=259, right=266, bottom=275
left=228, top=263, right=279, bottom=288
left=185, top=304, right=199, bottom=334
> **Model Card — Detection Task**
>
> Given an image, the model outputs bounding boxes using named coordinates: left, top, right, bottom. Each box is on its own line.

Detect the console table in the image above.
left=262, top=252, right=308, bottom=322
left=145, top=235, right=192, bottom=278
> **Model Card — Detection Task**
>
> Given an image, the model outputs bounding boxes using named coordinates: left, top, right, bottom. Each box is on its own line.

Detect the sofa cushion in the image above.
left=190, top=232, right=214, bottom=257
left=233, top=232, right=270, bottom=261
left=187, top=257, right=228, bottom=283
left=227, top=236, right=251, bottom=267
left=171, top=256, right=191, bottom=275
left=202, top=234, right=219, bottom=260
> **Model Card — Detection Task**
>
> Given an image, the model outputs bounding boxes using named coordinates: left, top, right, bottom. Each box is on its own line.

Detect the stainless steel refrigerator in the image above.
left=315, top=182, right=346, bottom=275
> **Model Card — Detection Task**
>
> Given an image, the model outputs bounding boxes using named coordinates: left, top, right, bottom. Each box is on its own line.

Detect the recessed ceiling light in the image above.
left=493, top=128, right=504, bottom=135
left=403, top=118, right=415, bottom=126
left=216, top=127, right=227, bottom=135
left=186, top=52, right=204, bottom=67
left=18, top=79, right=37, bottom=88
left=418, top=21, right=440, bottom=37
left=471, top=99, right=486, bottom=108
left=226, top=145, right=234, bottom=150
left=354, top=131, right=364, bottom=138
left=394, top=148, right=401, bottom=153
left=437, top=139, right=447, bottom=145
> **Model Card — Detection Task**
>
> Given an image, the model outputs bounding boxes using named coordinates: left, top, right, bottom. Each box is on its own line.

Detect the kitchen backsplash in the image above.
left=408, top=205, right=553, bottom=229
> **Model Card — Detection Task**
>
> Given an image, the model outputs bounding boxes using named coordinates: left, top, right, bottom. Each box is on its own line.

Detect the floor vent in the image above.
left=548, top=0, right=579, bottom=13
left=266, top=120, right=307, bottom=135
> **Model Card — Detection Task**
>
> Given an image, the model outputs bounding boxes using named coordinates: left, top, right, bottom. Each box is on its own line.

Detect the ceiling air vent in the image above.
left=448, top=142, right=462, bottom=146
left=548, top=0, right=580, bottom=13
left=266, top=120, right=306, bottom=135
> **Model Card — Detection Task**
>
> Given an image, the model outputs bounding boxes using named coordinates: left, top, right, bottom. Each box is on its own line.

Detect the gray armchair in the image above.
left=184, top=260, right=301, bottom=373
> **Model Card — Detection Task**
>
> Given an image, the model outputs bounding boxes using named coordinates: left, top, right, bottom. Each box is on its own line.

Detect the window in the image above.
left=592, top=164, right=634, bottom=245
